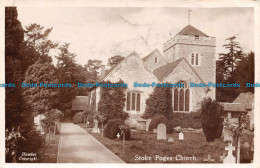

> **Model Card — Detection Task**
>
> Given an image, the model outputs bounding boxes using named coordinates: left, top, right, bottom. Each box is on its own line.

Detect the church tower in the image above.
left=162, top=24, right=216, bottom=85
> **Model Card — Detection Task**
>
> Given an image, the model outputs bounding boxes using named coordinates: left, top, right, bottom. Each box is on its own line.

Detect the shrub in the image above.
left=142, top=85, right=173, bottom=119
left=72, top=112, right=85, bottom=124
left=104, top=119, right=131, bottom=140
left=201, top=98, right=224, bottom=142
left=148, top=114, right=172, bottom=133
left=109, top=120, right=124, bottom=139
left=172, top=112, right=202, bottom=129
left=240, top=147, right=253, bottom=163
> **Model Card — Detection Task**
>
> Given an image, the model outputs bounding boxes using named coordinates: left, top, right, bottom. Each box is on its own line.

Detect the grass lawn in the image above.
left=42, top=133, right=60, bottom=163
left=79, top=124, right=253, bottom=163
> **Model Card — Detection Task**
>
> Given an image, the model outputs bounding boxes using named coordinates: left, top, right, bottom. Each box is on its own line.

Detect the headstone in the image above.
left=203, top=155, right=215, bottom=163
left=157, top=123, right=166, bottom=140
left=224, top=129, right=233, bottom=142
left=146, top=119, right=151, bottom=131
left=223, top=143, right=236, bottom=163
left=92, top=119, right=100, bottom=133
left=116, top=133, right=120, bottom=139
left=179, top=132, right=184, bottom=140
left=168, top=137, right=174, bottom=143
left=153, top=129, right=157, bottom=133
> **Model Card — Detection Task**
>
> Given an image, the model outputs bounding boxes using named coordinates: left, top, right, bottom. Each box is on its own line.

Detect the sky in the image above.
left=17, top=7, right=254, bottom=66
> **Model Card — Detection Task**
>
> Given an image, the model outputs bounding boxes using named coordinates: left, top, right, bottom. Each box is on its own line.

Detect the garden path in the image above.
left=57, top=123, right=124, bottom=163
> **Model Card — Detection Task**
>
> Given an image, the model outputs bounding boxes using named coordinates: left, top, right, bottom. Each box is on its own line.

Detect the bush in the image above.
left=109, top=120, right=124, bottom=139
left=72, top=112, right=85, bottom=124
left=142, top=85, right=173, bottom=119
left=172, top=112, right=202, bottom=129
left=240, top=147, right=253, bottom=163
left=201, top=98, right=223, bottom=142
left=104, top=119, right=131, bottom=140
left=148, top=114, right=172, bottom=133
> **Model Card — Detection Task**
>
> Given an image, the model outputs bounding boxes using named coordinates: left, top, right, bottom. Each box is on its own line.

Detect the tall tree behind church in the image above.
left=55, top=43, right=87, bottom=118
left=216, top=36, right=255, bottom=102
left=84, top=59, right=103, bottom=82
left=217, top=35, right=244, bottom=102
left=107, top=55, right=124, bottom=68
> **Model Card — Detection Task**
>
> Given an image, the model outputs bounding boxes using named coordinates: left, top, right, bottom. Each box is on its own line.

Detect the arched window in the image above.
left=179, top=89, right=184, bottom=111
left=131, top=93, right=136, bottom=110
left=155, top=57, right=157, bottom=63
left=173, top=82, right=190, bottom=112
left=196, top=53, right=199, bottom=65
left=191, top=53, right=194, bottom=65
left=126, top=92, right=141, bottom=113
left=185, top=89, right=189, bottom=111
left=174, top=88, right=179, bottom=111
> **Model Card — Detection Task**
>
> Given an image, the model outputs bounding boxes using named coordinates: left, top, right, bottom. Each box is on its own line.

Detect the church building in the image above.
left=89, top=24, right=216, bottom=122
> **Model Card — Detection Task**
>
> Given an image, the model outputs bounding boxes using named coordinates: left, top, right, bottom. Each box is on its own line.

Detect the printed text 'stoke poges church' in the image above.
left=89, top=24, right=216, bottom=124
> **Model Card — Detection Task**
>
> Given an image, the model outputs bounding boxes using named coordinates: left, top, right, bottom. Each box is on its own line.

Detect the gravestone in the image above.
left=168, top=137, right=174, bottom=143
left=179, top=132, right=184, bottom=140
left=157, top=123, right=166, bottom=140
left=92, top=119, right=100, bottom=133
left=146, top=119, right=151, bottom=131
left=223, top=143, right=236, bottom=163
left=224, top=129, right=233, bottom=142
left=153, top=129, right=157, bottom=133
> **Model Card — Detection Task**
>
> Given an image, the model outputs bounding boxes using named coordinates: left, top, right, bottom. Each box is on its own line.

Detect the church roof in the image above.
left=221, top=103, right=247, bottom=113
left=233, top=92, right=254, bottom=110
left=177, top=24, right=208, bottom=37
left=153, top=58, right=182, bottom=81
left=100, top=58, right=125, bottom=81
left=142, top=49, right=160, bottom=62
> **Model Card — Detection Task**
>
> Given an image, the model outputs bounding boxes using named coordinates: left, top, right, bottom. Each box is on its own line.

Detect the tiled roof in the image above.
left=72, top=96, right=89, bottom=111
left=233, top=92, right=254, bottom=109
left=153, top=58, right=182, bottom=81
left=220, top=102, right=247, bottom=113
left=142, top=49, right=160, bottom=62
left=177, top=24, right=208, bottom=37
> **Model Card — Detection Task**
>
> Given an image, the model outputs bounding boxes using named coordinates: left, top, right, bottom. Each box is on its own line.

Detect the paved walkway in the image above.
left=57, top=123, right=124, bottom=163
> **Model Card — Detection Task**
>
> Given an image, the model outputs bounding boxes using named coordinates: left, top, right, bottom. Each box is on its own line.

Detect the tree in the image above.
left=232, top=51, right=254, bottom=93
left=55, top=43, right=78, bottom=116
left=219, top=35, right=244, bottom=79
left=23, top=58, right=59, bottom=115
left=142, top=85, right=173, bottom=119
left=84, top=59, right=103, bottom=82
left=24, top=23, right=58, bottom=57
left=107, top=55, right=124, bottom=68
left=201, top=98, right=224, bottom=142
left=5, top=7, right=43, bottom=163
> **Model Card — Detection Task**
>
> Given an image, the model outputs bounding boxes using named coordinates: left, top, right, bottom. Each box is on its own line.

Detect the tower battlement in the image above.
left=163, top=34, right=216, bottom=52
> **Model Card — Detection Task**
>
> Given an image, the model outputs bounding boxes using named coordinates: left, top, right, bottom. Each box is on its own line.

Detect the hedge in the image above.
left=172, top=112, right=202, bottom=129
left=148, top=114, right=172, bottom=133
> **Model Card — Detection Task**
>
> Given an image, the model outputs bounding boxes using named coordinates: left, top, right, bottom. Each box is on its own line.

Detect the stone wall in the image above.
left=143, top=50, right=167, bottom=72
left=163, top=59, right=209, bottom=112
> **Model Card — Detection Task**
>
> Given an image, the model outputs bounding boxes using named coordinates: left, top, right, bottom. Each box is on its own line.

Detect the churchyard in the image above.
left=79, top=123, right=253, bottom=163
